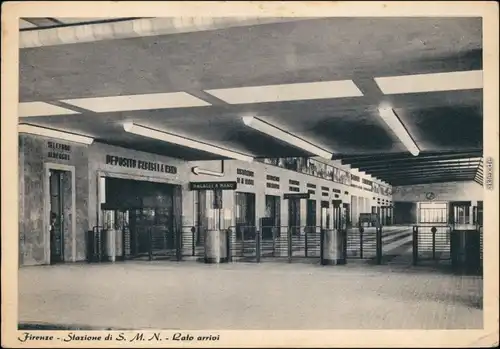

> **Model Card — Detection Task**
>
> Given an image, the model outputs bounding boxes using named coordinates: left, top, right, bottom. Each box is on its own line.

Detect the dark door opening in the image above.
left=262, top=195, right=280, bottom=239
left=320, top=201, right=330, bottom=229
left=101, top=177, right=180, bottom=260
left=49, top=169, right=69, bottom=264
left=450, top=201, right=472, bottom=225
left=235, top=192, right=256, bottom=240
left=288, top=198, right=301, bottom=235
left=343, top=203, right=351, bottom=227
left=306, top=199, right=317, bottom=229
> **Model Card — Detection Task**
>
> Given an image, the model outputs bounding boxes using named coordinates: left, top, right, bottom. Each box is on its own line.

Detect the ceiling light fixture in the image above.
left=123, top=122, right=253, bottom=162
left=377, top=105, right=420, bottom=156
left=242, top=116, right=333, bottom=159
left=18, top=124, right=94, bottom=145
left=19, top=102, right=80, bottom=117
left=206, top=80, right=363, bottom=104
left=61, top=92, right=211, bottom=113
left=374, top=70, right=483, bottom=95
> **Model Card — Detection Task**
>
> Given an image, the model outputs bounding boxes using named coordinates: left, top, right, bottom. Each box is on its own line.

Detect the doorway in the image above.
left=235, top=192, right=256, bottom=240
left=288, top=198, right=301, bottom=235
left=101, top=177, right=179, bottom=260
left=49, top=169, right=71, bottom=264
left=306, top=199, right=317, bottom=229
left=320, top=201, right=330, bottom=230
left=450, top=201, right=471, bottom=225
left=262, top=195, right=281, bottom=239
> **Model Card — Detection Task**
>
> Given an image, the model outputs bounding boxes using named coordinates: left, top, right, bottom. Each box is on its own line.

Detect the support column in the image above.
left=205, top=189, right=228, bottom=264
left=321, top=228, right=345, bottom=265
left=322, top=201, right=346, bottom=265
left=204, top=229, right=228, bottom=263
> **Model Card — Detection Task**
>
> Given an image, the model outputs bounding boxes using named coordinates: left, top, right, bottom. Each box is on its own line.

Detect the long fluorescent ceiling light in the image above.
left=61, top=92, right=211, bottom=113
left=374, top=70, right=483, bottom=95
left=242, top=116, right=332, bottom=159
left=19, top=102, right=80, bottom=117
left=18, top=124, right=94, bottom=145
left=123, top=122, right=253, bottom=162
left=205, top=80, right=363, bottom=104
left=378, top=106, right=419, bottom=156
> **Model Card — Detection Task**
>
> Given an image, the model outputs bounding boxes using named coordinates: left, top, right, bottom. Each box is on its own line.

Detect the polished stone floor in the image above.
left=18, top=260, right=483, bottom=330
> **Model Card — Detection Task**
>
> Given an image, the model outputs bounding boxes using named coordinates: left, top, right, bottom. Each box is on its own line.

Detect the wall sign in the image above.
left=284, top=193, right=310, bottom=200
left=189, top=181, right=237, bottom=191
left=266, top=183, right=280, bottom=189
left=47, top=141, right=72, bottom=160
left=237, top=168, right=254, bottom=177
left=237, top=177, right=254, bottom=185
left=105, top=155, right=177, bottom=174
left=266, top=175, right=280, bottom=182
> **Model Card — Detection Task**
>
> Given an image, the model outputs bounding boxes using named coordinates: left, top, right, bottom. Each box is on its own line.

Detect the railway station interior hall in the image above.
left=16, top=16, right=487, bottom=330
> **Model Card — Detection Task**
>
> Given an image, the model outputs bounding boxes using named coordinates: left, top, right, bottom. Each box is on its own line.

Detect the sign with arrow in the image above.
left=191, top=166, right=224, bottom=177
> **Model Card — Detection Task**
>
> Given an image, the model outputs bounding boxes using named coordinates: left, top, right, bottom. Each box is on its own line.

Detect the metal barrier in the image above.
left=181, top=225, right=205, bottom=259
left=121, top=225, right=180, bottom=261
left=227, top=225, right=327, bottom=263
left=228, top=225, right=259, bottom=262
left=346, top=226, right=381, bottom=262
left=412, top=225, right=451, bottom=266
left=261, top=226, right=322, bottom=262
left=86, top=226, right=105, bottom=263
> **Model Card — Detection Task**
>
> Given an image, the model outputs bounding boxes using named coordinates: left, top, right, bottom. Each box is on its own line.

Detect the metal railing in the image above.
left=227, top=225, right=331, bottom=263
left=345, top=226, right=382, bottom=263
left=412, top=224, right=452, bottom=266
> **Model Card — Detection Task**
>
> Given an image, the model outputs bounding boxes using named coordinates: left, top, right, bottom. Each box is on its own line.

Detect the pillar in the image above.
left=321, top=228, right=345, bottom=265
left=204, top=229, right=228, bottom=263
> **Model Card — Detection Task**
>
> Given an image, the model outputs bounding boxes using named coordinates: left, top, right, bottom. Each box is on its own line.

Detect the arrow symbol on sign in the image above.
left=192, top=166, right=224, bottom=177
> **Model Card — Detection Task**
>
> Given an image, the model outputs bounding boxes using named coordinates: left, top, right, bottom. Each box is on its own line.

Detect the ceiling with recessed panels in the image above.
left=18, top=17, right=483, bottom=186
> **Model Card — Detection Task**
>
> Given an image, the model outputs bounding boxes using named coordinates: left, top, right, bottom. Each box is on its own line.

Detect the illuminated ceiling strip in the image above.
left=19, top=101, right=80, bottom=117
left=206, top=80, right=363, bottom=104
left=374, top=70, right=483, bottom=95
left=61, top=92, right=211, bottom=113
left=378, top=106, right=419, bottom=156
left=242, top=116, right=332, bottom=159
left=18, top=124, right=94, bottom=145
left=123, top=122, right=253, bottom=162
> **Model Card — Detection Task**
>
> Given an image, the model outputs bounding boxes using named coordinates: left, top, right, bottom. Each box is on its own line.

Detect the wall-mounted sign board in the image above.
left=283, top=193, right=310, bottom=200
left=189, top=181, right=237, bottom=191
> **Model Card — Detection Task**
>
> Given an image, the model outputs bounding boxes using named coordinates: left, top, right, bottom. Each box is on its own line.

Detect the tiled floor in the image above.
left=18, top=260, right=483, bottom=330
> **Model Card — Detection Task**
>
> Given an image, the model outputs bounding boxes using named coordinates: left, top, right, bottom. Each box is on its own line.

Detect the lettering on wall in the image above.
left=105, top=155, right=177, bottom=174
left=47, top=141, right=72, bottom=161
left=266, top=175, right=280, bottom=182
left=266, top=182, right=280, bottom=189
left=237, top=177, right=255, bottom=186
left=237, top=168, right=254, bottom=177
left=189, top=181, right=237, bottom=191
left=237, top=168, right=255, bottom=186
